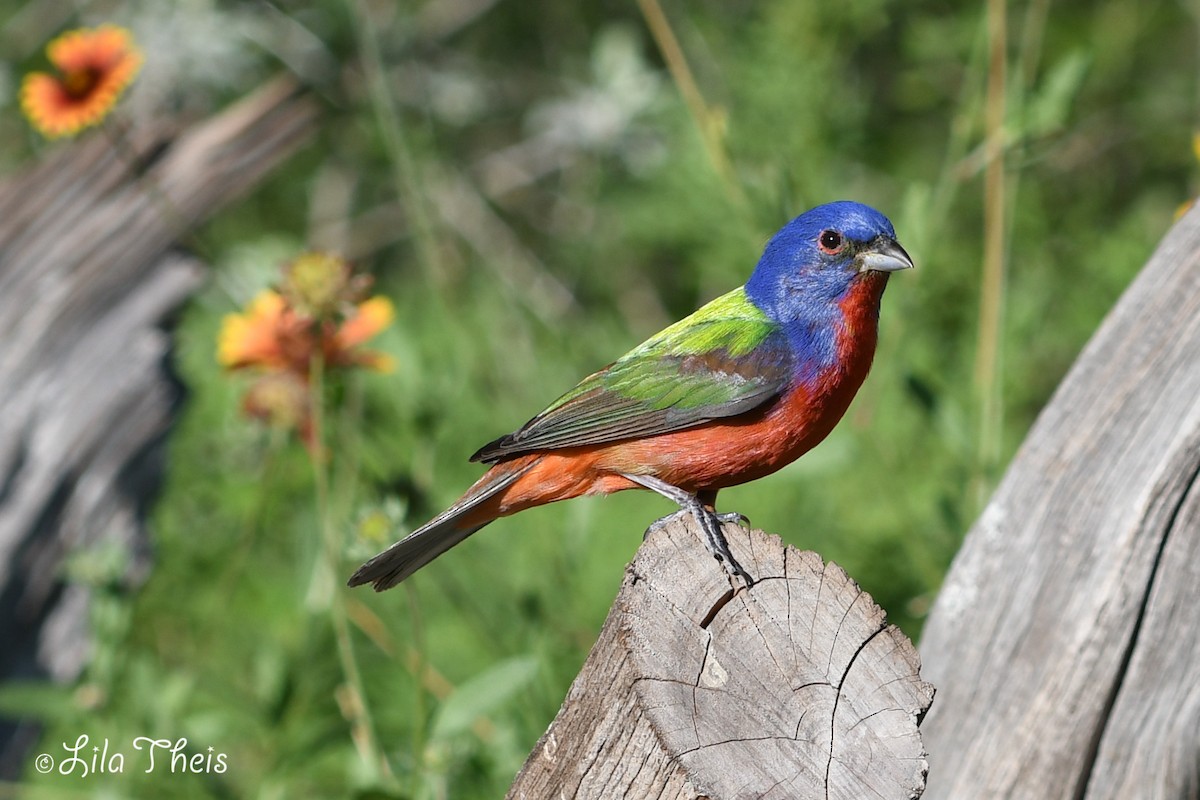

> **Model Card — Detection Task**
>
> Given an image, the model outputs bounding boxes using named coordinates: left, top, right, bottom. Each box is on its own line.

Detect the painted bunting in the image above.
left=350, top=201, right=911, bottom=590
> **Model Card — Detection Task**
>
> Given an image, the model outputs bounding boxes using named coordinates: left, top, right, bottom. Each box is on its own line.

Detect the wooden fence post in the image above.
left=508, top=516, right=934, bottom=799
left=918, top=209, right=1200, bottom=799
left=0, top=78, right=318, bottom=776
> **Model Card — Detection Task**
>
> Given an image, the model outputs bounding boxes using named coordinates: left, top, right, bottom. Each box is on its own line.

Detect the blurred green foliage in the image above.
left=3, top=0, right=1196, bottom=796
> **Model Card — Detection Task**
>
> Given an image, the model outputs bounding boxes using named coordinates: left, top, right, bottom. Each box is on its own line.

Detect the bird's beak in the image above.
left=857, top=237, right=914, bottom=274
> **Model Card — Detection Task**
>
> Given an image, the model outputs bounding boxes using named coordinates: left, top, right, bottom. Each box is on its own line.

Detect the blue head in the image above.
left=745, top=201, right=912, bottom=384
left=745, top=201, right=911, bottom=322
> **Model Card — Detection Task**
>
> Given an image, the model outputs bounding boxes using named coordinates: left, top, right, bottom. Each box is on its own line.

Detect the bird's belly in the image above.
left=599, top=377, right=861, bottom=492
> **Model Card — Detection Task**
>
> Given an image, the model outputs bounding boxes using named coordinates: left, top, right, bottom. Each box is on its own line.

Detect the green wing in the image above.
left=471, top=287, right=793, bottom=463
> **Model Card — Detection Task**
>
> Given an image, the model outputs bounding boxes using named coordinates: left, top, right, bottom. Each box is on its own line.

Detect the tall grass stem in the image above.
left=974, top=0, right=1009, bottom=502
left=308, top=350, right=394, bottom=785
left=636, top=0, right=750, bottom=220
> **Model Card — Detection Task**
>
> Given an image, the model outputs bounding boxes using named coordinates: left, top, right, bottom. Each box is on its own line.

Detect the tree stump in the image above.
left=0, top=77, right=318, bottom=777
left=918, top=208, right=1200, bottom=799
left=509, top=517, right=934, bottom=799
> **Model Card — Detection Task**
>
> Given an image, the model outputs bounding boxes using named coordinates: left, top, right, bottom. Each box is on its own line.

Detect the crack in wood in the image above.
left=809, top=563, right=828, bottom=658
left=675, top=732, right=830, bottom=757
left=699, top=586, right=737, bottom=629
left=825, top=584, right=866, bottom=679
left=825, top=619, right=889, bottom=797
left=785, top=548, right=800, bottom=678
left=1072, top=443, right=1200, bottom=800
left=692, top=633, right=711, bottom=747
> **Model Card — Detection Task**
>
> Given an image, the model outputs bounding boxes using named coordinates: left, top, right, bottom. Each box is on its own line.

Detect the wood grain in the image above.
left=918, top=207, right=1200, bottom=799
left=509, top=516, right=934, bottom=799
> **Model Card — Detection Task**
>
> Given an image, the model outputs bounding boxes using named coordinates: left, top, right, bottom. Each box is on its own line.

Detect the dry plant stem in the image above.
left=330, top=363, right=431, bottom=787
left=636, top=0, right=748, bottom=216
left=928, top=22, right=987, bottom=253
left=217, top=426, right=288, bottom=602
left=405, top=581, right=430, bottom=794
left=308, top=351, right=393, bottom=783
left=349, top=0, right=442, bottom=281
left=974, top=0, right=1008, bottom=502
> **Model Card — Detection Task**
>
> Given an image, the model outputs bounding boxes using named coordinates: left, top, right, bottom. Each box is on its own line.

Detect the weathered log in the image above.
left=918, top=208, right=1200, bottom=799
left=0, top=78, right=318, bottom=776
left=509, top=517, right=934, bottom=799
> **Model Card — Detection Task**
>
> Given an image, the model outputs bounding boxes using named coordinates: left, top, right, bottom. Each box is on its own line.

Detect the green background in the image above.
left=1, top=0, right=1194, bottom=796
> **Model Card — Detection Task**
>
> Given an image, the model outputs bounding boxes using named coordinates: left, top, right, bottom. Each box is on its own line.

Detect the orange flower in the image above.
left=21, top=25, right=143, bottom=139
left=219, top=255, right=393, bottom=448
left=218, top=291, right=395, bottom=375
left=217, top=291, right=293, bottom=371
left=329, top=296, right=396, bottom=372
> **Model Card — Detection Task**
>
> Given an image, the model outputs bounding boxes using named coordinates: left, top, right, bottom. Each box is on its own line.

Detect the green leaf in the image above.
left=429, top=656, right=540, bottom=742
left=1025, top=51, right=1091, bottom=137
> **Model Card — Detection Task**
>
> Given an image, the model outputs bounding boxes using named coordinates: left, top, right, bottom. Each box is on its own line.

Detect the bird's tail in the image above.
left=347, top=458, right=538, bottom=591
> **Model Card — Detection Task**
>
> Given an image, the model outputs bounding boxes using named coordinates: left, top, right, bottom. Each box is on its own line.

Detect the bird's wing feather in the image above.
left=472, top=287, right=793, bottom=463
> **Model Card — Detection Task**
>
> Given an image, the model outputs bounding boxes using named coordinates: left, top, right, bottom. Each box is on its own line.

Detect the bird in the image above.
left=349, top=201, right=911, bottom=591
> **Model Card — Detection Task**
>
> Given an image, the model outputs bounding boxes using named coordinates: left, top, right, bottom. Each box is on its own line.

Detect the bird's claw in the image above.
left=700, top=509, right=753, bottom=587
left=714, top=511, right=751, bottom=530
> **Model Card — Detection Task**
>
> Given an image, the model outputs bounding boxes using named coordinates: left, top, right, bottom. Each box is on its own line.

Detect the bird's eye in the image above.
left=818, top=229, right=844, bottom=254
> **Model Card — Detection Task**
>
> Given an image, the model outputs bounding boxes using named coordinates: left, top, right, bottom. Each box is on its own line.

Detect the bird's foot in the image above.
left=694, top=506, right=753, bottom=586
left=625, top=473, right=753, bottom=586
left=714, top=511, right=751, bottom=530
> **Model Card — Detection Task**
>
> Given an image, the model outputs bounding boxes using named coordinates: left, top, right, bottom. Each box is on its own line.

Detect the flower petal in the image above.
left=337, top=296, right=395, bottom=348
left=218, top=291, right=289, bottom=370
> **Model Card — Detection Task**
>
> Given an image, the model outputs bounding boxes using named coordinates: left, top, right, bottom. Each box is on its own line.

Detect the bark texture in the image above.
left=918, top=208, right=1200, bottom=800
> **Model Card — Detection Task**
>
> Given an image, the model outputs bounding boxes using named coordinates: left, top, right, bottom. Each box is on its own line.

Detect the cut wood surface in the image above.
left=0, top=78, right=317, bottom=776
left=509, top=517, right=934, bottom=800
left=918, top=208, right=1200, bottom=799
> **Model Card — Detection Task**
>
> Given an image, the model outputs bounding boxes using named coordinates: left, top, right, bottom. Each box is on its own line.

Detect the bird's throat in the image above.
left=836, top=271, right=889, bottom=342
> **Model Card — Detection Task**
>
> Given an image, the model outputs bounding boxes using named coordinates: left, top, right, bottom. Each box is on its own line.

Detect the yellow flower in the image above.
left=20, top=25, right=143, bottom=139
